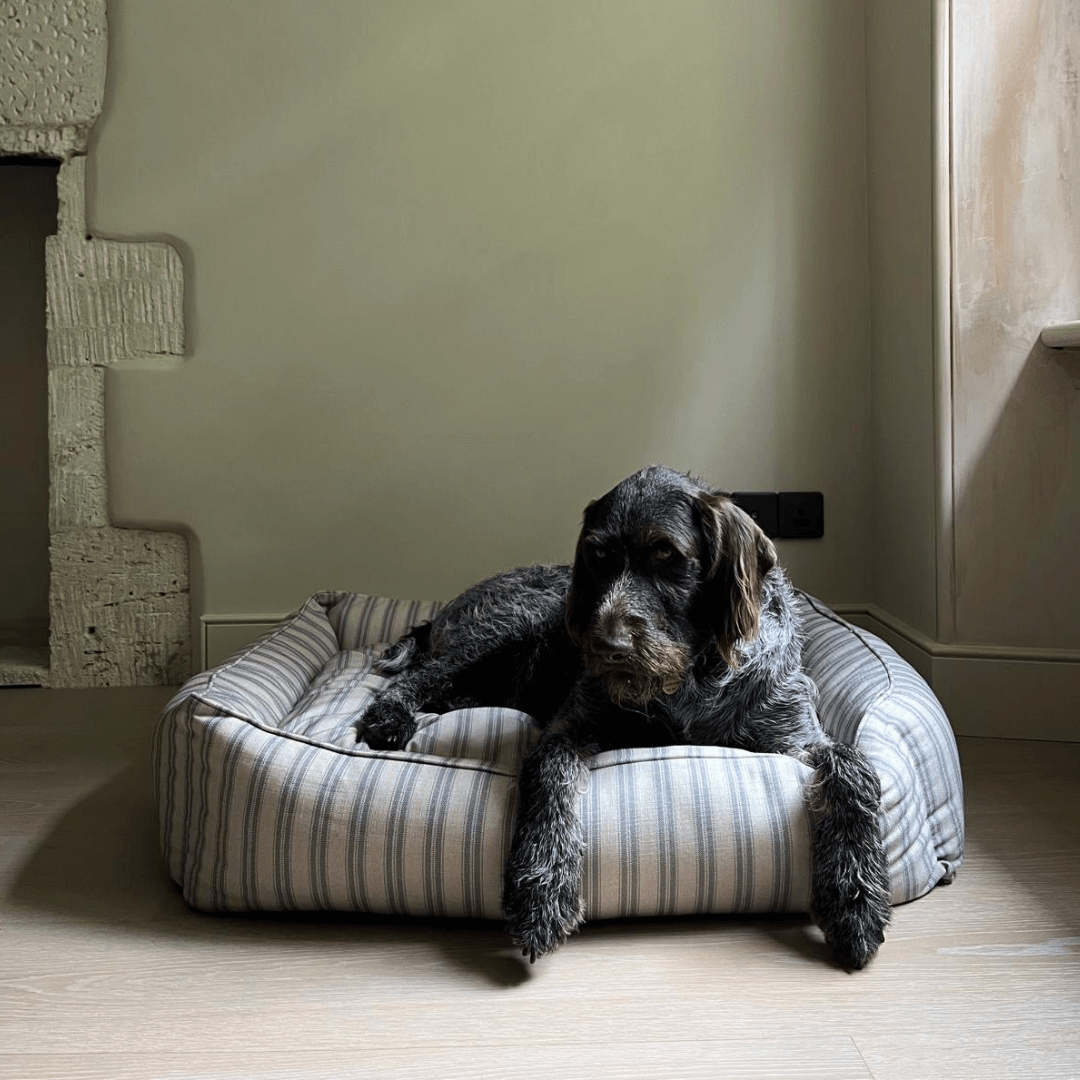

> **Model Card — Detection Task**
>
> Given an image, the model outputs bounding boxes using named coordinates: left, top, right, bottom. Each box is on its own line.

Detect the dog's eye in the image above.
left=651, top=543, right=676, bottom=563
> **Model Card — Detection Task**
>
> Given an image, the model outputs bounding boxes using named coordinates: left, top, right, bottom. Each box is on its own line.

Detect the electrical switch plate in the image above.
left=777, top=491, right=824, bottom=539
left=730, top=492, right=779, bottom=538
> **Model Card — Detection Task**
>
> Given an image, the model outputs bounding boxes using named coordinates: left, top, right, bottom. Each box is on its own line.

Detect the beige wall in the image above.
left=950, top=0, right=1080, bottom=652
left=88, top=0, right=873, bottom=617
left=0, top=162, right=55, bottom=645
left=864, top=0, right=939, bottom=640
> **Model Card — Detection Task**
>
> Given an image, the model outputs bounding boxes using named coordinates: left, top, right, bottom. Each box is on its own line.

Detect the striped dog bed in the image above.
left=155, top=591, right=964, bottom=921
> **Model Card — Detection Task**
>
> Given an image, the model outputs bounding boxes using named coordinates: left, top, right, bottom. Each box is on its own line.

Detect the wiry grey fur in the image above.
left=360, top=465, right=890, bottom=969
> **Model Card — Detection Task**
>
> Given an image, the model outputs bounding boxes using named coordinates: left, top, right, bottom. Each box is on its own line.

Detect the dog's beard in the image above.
left=585, top=636, right=690, bottom=708
left=601, top=668, right=675, bottom=707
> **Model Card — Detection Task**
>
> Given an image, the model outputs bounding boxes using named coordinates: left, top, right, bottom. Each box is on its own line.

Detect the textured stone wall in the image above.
left=47, top=238, right=185, bottom=364
left=0, top=0, right=106, bottom=156
left=45, top=157, right=191, bottom=686
left=1, top=2, right=192, bottom=686
left=49, top=527, right=190, bottom=686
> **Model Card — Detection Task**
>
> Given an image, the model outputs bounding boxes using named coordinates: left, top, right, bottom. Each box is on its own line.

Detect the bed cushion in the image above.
left=154, top=590, right=964, bottom=920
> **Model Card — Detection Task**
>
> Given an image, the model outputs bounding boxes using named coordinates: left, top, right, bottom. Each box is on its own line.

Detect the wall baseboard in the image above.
left=201, top=605, right=1080, bottom=743
left=835, top=604, right=1080, bottom=743
left=201, top=614, right=287, bottom=671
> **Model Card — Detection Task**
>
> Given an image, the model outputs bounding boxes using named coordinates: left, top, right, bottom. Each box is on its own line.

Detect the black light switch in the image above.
left=730, top=492, right=779, bottom=538
left=777, top=492, right=824, bottom=539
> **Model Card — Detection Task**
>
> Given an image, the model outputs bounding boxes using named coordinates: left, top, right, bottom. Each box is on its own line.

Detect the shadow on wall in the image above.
left=954, top=339, right=1080, bottom=650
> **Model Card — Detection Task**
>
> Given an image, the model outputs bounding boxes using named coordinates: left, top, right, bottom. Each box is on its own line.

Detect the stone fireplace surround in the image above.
left=1, top=1, right=190, bottom=687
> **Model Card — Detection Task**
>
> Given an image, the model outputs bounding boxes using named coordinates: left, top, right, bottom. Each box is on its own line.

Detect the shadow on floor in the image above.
left=7, top=761, right=829, bottom=985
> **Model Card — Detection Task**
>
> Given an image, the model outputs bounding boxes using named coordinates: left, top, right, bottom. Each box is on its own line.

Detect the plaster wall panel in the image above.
left=0, top=0, right=106, bottom=154
left=951, top=0, right=1080, bottom=650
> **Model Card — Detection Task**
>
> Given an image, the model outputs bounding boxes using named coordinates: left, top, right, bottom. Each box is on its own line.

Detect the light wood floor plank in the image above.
left=0, top=1038, right=873, bottom=1080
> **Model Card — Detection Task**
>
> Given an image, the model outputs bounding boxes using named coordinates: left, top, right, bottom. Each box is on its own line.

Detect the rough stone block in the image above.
left=48, top=364, right=108, bottom=529
left=0, top=645, right=50, bottom=688
left=0, top=122, right=86, bottom=157
left=50, top=527, right=191, bottom=687
left=0, top=0, right=106, bottom=151
left=46, top=235, right=185, bottom=366
left=55, top=152, right=85, bottom=234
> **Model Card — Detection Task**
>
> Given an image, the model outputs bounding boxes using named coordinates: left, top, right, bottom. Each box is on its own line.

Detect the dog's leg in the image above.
left=503, top=729, right=592, bottom=962
left=802, top=738, right=891, bottom=969
left=359, top=626, right=431, bottom=750
left=361, top=665, right=434, bottom=750
left=363, top=630, right=470, bottom=750
left=362, top=569, right=572, bottom=752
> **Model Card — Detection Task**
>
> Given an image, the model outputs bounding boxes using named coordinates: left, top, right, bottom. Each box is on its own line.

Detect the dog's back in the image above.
left=377, top=563, right=581, bottom=720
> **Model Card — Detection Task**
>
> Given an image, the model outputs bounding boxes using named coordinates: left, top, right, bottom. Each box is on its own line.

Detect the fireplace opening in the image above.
left=0, top=156, right=58, bottom=685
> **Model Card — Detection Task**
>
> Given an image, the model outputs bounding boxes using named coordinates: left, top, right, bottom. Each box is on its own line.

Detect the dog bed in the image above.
left=155, top=590, right=964, bottom=921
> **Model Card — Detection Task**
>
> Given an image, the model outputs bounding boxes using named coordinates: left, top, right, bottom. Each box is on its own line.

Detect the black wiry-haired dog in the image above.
left=360, top=465, right=890, bottom=968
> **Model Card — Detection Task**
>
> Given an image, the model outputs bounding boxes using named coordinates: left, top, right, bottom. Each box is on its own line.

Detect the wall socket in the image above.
left=730, top=492, right=779, bottom=537
left=777, top=491, right=824, bottom=538
left=731, top=492, right=824, bottom=539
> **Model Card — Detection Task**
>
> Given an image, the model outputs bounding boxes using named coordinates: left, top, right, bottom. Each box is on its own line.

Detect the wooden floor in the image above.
left=1, top=688, right=1078, bottom=1080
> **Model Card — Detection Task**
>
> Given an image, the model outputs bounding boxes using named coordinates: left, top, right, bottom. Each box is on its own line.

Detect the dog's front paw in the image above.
left=360, top=696, right=417, bottom=751
left=813, top=876, right=890, bottom=970
left=503, top=856, right=585, bottom=963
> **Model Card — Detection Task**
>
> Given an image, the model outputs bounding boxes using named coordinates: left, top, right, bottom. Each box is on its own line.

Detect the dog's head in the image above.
left=566, top=465, right=777, bottom=707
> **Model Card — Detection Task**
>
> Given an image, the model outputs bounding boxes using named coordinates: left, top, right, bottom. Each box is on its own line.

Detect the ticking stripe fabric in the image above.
left=155, top=590, right=964, bottom=920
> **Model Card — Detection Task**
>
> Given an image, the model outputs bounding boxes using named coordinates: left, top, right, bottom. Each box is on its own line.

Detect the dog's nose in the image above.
left=594, top=628, right=633, bottom=661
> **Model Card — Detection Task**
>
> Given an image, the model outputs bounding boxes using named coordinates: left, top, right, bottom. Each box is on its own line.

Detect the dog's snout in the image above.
left=593, top=626, right=634, bottom=661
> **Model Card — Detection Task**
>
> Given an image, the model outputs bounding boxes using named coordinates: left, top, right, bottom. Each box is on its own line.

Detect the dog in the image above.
left=360, top=465, right=890, bottom=969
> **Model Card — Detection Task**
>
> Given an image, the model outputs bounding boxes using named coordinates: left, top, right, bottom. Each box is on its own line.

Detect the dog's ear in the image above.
left=565, top=500, right=598, bottom=643
left=694, top=490, right=778, bottom=667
